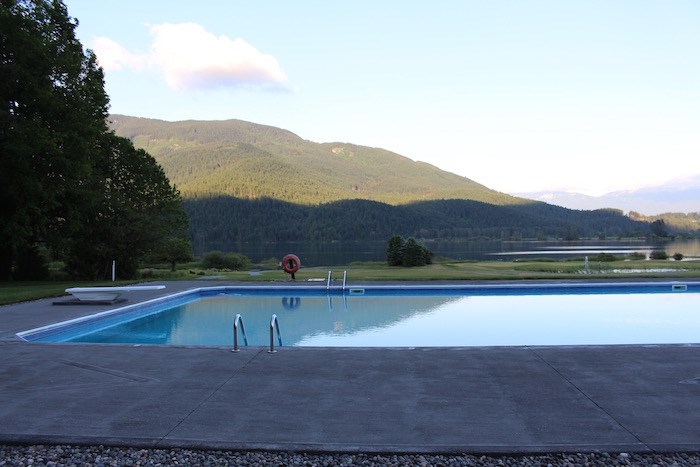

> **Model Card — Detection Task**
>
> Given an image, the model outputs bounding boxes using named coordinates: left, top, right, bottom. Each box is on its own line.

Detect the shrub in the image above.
left=402, top=238, right=425, bottom=266
left=591, top=252, right=617, bottom=262
left=386, top=236, right=433, bottom=267
left=628, top=252, right=646, bottom=260
left=225, top=253, right=251, bottom=271
left=139, top=268, right=156, bottom=278
left=49, top=269, right=71, bottom=281
left=673, top=252, right=684, bottom=261
left=201, top=251, right=251, bottom=270
left=201, top=251, right=227, bottom=269
left=649, top=250, right=669, bottom=260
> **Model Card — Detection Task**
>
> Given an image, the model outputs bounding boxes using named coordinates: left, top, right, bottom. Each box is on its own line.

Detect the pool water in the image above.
left=20, top=282, right=700, bottom=347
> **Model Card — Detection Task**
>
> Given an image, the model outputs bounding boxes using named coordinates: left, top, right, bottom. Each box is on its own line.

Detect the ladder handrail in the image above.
left=326, top=270, right=349, bottom=291
left=268, top=314, right=282, bottom=353
left=232, top=313, right=248, bottom=352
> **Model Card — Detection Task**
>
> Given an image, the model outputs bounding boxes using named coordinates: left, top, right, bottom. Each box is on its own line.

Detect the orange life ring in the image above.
left=281, top=254, right=300, bottom=274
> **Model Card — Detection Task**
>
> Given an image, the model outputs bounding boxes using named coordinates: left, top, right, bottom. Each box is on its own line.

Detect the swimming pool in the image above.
left=19, top=281, right=700, bottom=347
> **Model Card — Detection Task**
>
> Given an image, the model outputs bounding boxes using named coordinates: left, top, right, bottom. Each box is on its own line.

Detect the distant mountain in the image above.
left=108, top=114, right=658, bottom=252
left=516, top=175, right=700, bottom=215
left=109, top=114, right=520, bottom=206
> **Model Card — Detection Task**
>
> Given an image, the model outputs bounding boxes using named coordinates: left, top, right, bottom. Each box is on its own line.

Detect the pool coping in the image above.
left=2, top=279, right=700, bottom=455
left=17, top=279, right=700, bottom=345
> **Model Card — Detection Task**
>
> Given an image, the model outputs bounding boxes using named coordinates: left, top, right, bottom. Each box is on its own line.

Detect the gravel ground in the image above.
left=1, top=445, right=699, bottom=466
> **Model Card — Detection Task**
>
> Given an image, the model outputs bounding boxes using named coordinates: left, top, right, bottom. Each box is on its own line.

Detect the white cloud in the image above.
left=91, top=23, right=289, bottom=92
left=92, top=36, right=146, bottom=71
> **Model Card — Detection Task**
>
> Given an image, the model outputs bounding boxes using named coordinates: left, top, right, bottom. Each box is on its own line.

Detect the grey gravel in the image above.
left=1, top=445, right=699, bottom=466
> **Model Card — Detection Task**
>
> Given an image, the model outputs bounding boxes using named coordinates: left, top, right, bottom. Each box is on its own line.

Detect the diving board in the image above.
left=65, top=285, right=166, bottom=302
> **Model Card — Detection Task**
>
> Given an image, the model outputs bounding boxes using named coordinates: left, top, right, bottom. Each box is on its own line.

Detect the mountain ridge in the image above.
left=106, top=114, right=664, bottom=252
left=108, top=114, right=522, bottom=206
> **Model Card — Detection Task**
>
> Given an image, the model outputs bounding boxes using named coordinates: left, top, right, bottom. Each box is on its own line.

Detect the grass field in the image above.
left=0, top=280, right=143, bottom=306
left=151, top=257, right=700, bottom=282
left=2, top=259, right=699, bottom=306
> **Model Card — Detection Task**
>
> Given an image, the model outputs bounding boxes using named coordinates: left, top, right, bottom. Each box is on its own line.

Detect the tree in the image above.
left=402, top=238, right=425, bottom=266
left=386, top=235, right=433, bottom=267
left=159, top=237, right=194, bottom=272
left=0, top=0, right=190, bottom=279
left=402, top=238, right=433, bottom=266
left=1, top=0, right=108, bottom=278
left=386, top=235, right=404, bottom=266
left=65, top=133, right=190, bottom=279
left=650, top=219, right=668, bottom=238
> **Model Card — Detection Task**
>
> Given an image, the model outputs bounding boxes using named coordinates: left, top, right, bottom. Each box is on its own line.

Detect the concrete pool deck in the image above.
left=1, top=280, right=699, bottom=454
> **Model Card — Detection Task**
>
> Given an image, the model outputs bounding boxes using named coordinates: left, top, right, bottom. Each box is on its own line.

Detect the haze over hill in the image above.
left=109, top=114, right=521, bottom=206
left=516, top=174, right=700, bottom=216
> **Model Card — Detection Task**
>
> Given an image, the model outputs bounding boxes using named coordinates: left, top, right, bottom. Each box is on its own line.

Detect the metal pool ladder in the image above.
left=269, top=314, right=282, bottom=353
left=326, top=270, right=348, bottom=290
left=232, top=314, right=283, bottom=353
left=232, top=314, right=248, bottom=352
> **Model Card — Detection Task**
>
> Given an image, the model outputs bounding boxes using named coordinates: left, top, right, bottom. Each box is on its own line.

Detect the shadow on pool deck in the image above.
left=0, top=280, right=699, bottom=454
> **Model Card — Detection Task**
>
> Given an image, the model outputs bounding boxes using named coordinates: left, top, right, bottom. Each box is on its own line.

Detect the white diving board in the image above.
left=65, top=285, right=166, bottom=302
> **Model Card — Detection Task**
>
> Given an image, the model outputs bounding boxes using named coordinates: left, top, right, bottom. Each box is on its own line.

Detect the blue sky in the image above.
left=65, top=0, right=700, bottom=196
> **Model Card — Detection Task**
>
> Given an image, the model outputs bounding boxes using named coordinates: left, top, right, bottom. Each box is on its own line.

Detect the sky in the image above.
left=64, top=0, right=700, bottom=196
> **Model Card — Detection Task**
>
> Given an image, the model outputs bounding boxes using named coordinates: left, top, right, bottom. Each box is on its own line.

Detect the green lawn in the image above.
left=0, top=280, right=142, bottom=306
left=2, top=259, right=698, bottom=306
left=287, top=259, right=700, bottom=281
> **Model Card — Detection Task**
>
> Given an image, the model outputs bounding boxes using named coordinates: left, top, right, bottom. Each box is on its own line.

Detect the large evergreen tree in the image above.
left=65, top=133, right=190, bottom=279
left=0, top=0, right=189, bottom=279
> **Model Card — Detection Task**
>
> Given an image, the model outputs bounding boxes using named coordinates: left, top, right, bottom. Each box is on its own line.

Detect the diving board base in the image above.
left=53, top=298, right=128, bottom=306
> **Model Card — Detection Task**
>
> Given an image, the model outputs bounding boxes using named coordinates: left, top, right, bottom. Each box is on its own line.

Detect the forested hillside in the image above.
left=109, top=115, right=520, bottom=205
left=184, top=197, right=649, bottom=256
left=630, top=212, right=700, bottom=233
left=109, top=114, right=656, bottom=255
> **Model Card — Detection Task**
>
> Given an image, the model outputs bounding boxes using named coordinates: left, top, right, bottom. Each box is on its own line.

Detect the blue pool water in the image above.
left=19, top=282, right=700, bottom=347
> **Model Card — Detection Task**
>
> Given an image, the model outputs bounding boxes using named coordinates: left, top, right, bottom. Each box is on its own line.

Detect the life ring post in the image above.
left=281, top=254, right=301, bottom=280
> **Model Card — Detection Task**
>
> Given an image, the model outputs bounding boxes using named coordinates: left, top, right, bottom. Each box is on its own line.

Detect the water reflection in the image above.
left=224, top=239, right=700, bottom=266
left=281, top=297, right=302, bottom=310
left=68, top=292, right=700, bottom=347
left=298, top=294, right=700, bottom=347
left=491, top=240, right=700, bottom=258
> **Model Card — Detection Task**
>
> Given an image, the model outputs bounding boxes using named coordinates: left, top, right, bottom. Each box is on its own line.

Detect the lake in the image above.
left=222, top=239, right=700, bottom=267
